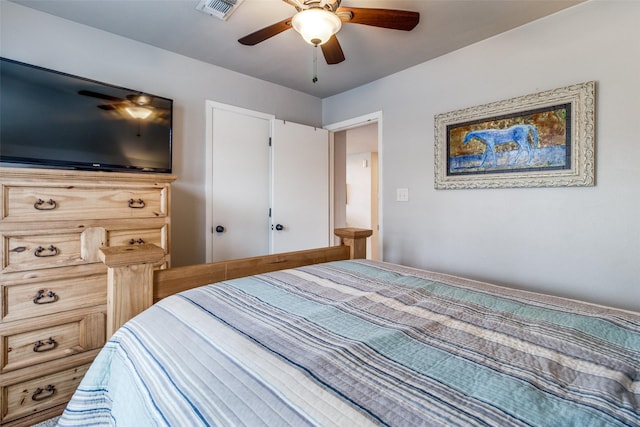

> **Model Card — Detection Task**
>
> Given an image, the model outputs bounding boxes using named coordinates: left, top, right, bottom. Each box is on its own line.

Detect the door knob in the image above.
left=215, top=225, right=225, bottom=233
left=275, top=224, right=284, bottom=231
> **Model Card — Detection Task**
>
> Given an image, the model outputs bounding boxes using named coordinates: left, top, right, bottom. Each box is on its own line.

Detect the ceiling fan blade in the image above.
left=97, top=104, right=119, bottom=111
left=238, top=17, right=293, bottom=46
left=78, top=90, right=123, bottom=102
left=321, top=35, right=345, bottom=65
left=337, top=7, right=419, bottom=31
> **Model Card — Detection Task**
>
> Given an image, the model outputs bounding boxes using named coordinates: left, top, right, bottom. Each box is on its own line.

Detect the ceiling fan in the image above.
left=238, top=0, right=420, bottom=65
left=78, top=90, right=167, bottom=121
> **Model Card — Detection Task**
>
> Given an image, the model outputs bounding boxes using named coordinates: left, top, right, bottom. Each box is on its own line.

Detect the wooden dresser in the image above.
left=0, top=167, right=175, bottom=426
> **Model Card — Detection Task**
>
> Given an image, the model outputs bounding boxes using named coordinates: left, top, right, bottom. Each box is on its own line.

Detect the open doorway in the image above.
left=329, top=117, right=381, bottom=261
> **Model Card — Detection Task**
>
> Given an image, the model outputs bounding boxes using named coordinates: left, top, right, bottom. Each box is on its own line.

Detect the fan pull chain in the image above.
left=312, top=45, right=318, bottom=83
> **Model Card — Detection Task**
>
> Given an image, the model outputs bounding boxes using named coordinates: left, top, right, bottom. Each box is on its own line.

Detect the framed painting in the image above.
left=434, top=81, right=595, bottom=189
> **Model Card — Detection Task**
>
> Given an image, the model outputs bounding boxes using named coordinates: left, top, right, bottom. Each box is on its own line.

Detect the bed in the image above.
left=59, top=241, right=639, bottom=426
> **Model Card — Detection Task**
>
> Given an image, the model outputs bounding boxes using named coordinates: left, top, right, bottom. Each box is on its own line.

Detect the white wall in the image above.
left=345, top=151, right=378, bottom=260
left=346, top=152, right=372, bottom=228
left=1, top=1, right=323, bottom=267
left=323, top=0, right=640, bottom=312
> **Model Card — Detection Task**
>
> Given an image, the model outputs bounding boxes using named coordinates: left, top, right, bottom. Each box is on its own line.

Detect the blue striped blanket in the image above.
left=59, top=260, right=640, bottom=426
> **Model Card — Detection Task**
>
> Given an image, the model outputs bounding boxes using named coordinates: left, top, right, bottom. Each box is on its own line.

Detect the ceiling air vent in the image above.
left=196, top=0, right=244, bottom=21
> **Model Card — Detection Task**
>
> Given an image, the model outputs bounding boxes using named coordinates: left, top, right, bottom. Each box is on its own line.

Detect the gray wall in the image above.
left=1, top=1, right=323, bottom=267
left=323, top=1, right=640, bottom=312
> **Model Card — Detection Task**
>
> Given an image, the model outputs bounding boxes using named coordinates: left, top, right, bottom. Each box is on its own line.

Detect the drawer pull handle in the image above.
left=32, top=384, right=56, bottom=401
left=33, top=337, right=57, bottom=352
left=128, top=238, right=146, bottom=245
left=33, top=290, right=59, bottom=305
left=128, top=198, right=146, bottom=209
left=34, top=198, right=57, bottom=210
left=34, top=245, right=59, bottom=257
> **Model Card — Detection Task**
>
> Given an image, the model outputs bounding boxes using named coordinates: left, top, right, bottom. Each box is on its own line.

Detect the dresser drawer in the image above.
left=2, top=231, right=85, bottom=273
left=1, top=274, right=106, bottom=323
left=108, top=225, right=167, bottom=248
left=1, top=309, right=105, bottom=373
left=1, top=363, right=90, bottom=424
left=2, top=185, right=168, bottom=222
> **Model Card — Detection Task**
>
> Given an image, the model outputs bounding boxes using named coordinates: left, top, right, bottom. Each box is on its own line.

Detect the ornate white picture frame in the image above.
left=434, top=81, right=595, bottom=189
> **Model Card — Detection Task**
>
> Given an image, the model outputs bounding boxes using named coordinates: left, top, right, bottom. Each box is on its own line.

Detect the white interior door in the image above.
left=271, top=120, right=329, bottom=253
left=210, top=107, right=271, bottom=261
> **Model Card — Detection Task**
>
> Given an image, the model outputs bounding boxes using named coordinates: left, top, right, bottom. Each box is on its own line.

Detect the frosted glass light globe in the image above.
left=291, top=8, right=342, bottom=46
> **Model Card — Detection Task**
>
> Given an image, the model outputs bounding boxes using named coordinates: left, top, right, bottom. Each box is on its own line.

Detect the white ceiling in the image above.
left=10, top=0, right=584, bottom=98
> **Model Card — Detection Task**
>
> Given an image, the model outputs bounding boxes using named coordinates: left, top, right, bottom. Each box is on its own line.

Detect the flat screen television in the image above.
left=0, top=57, right=172, bottom=173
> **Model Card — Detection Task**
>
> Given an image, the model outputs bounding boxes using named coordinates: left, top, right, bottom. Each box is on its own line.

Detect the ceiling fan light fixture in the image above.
left=291, top=8, right=342, bottom=46
left=127, top=93, right=153, bottom=105
left=125, top=106, right=153, bottom=120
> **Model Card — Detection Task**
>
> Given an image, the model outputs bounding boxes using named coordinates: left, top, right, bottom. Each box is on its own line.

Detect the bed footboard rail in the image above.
left=153, top=245, right=351, bottom=300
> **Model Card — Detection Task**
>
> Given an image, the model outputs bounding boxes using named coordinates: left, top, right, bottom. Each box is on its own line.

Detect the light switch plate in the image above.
left=396, top=188, right=409, bottom=202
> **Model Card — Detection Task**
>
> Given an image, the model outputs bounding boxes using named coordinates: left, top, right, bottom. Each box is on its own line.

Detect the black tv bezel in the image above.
left=0, top=57, right=173, bottom=174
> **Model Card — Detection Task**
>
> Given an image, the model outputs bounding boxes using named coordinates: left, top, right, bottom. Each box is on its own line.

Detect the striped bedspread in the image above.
left=59, top=260, right=640, bottom=426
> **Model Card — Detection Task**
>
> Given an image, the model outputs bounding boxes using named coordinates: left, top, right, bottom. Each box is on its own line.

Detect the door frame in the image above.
left=325, top=111, right=383, bottom=260
left=204, top=100, right=275, bottom=262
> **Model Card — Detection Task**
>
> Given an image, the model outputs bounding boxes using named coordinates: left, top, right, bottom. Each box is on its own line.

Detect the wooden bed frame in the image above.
left=99, top=228, right=373, bottom=337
